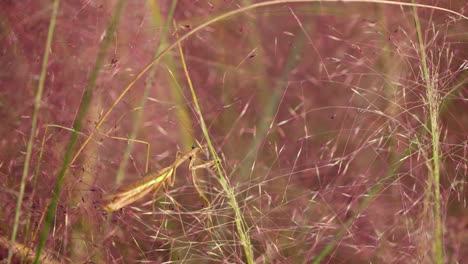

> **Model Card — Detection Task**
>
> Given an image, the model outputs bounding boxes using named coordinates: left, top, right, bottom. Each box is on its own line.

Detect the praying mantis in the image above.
left=103, top=144, right=214, bottom=212
left=39, top=124, right=215, bottom=212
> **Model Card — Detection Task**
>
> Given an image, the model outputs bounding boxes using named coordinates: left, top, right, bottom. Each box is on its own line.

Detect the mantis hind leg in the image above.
left=189, top=157, right=214, bottom=206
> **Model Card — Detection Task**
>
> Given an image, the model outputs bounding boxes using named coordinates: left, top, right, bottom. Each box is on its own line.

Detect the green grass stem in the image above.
left=411, top=2, right=443, bottom=263
left=32, top=1, right=127, bottom=262
left=177, top=34, right=256, bottom=264
left=7, top=0, right=60, bottom=263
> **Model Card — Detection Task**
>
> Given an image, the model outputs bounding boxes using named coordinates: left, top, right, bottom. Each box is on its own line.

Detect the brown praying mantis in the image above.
left=103, top=145, right=214, bottom=212
left=37, top=124, right=215, bottom=212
